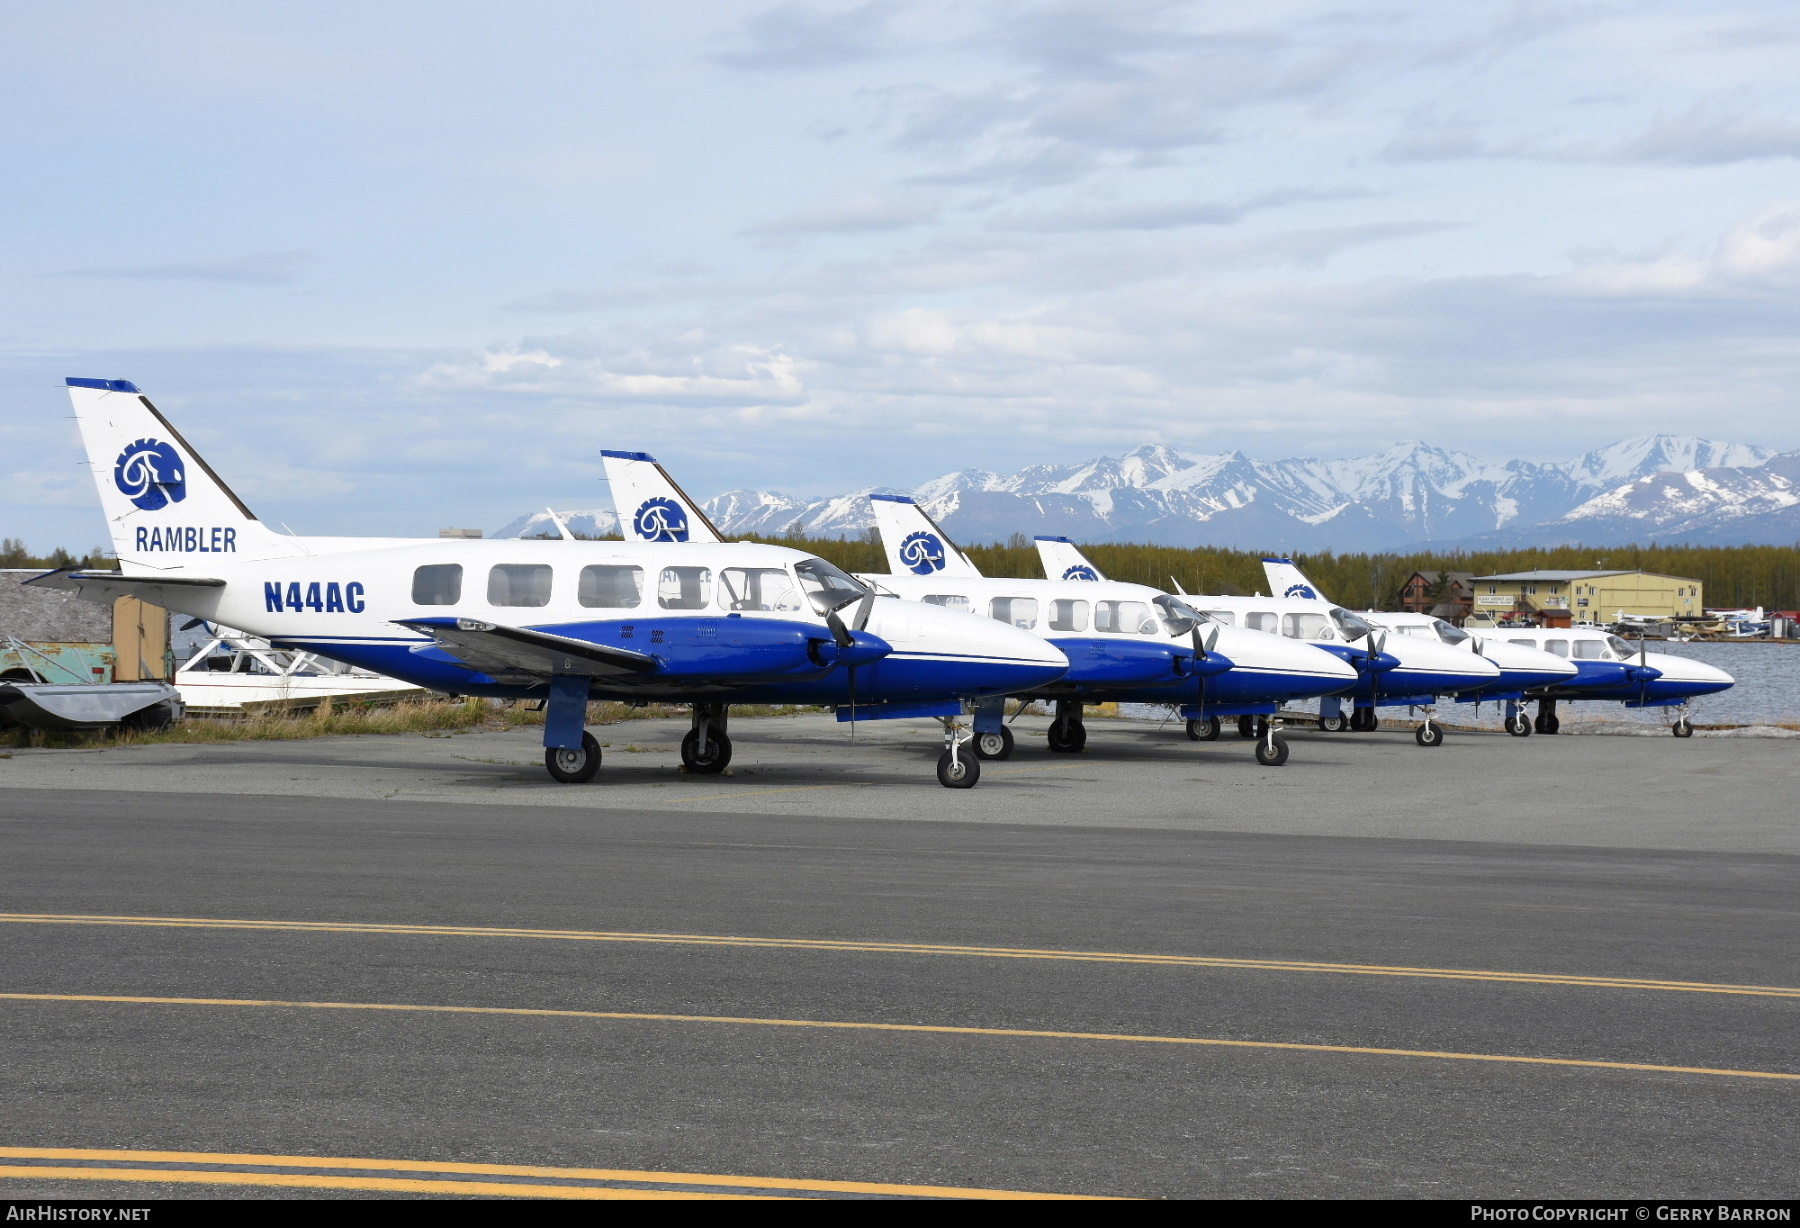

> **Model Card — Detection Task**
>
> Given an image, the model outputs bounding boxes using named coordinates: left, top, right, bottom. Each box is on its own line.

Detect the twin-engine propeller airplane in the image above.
left=857, top=503, right=1359, bottom=767
left=1046, top=543, right=1501, bottom=746
left=32, top=380, right=1068, bottom=788
left=1257, top=560, right=1732, bottom=738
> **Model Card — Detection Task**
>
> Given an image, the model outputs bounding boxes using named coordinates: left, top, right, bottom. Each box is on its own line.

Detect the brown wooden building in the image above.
left=1397, top=571, right=1475, bottom=621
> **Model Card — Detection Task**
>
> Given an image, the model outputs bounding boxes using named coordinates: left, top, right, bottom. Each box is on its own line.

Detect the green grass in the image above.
left=1, top=699, right=823, bottom=750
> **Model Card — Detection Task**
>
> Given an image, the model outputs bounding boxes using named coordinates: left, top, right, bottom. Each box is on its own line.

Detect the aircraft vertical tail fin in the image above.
left=1034, top=536, right=1105, bottom=582
left=868, top=495, right=982, bottom=578
left=600, top=451, right=725, bottom=544
left=1262, top=557, right=1329, bottom=602
left=66, top=378, right=296, bottom=567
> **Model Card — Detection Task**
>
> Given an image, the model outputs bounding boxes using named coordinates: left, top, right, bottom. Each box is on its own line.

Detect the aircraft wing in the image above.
left=395, top=617, right=659, bottom=680
left=24, top=567, right=227, bottom=603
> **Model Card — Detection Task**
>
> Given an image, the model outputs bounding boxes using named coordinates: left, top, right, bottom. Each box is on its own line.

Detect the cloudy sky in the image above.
left=3, top=1, right=1798, bottom=547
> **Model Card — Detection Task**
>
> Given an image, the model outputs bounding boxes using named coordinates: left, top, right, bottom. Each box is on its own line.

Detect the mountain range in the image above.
left=494, top=434, right=1800, bottom=552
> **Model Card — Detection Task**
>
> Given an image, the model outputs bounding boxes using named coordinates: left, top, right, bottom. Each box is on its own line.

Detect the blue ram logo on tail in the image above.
left=1062, top=565, right=1099, bottom=581
left=898, top=531, right=946, bottom=575
left=1283, top=583, right=1317, bottom=599
left=633, top=497, right=689, bottom=542
left=113, top=438, right=186, bottom=511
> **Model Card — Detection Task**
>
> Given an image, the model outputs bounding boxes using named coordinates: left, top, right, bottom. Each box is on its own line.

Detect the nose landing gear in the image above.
left=937, top=719, right=980, bottom=788
left=1254, top=717, right=1290, bottom=766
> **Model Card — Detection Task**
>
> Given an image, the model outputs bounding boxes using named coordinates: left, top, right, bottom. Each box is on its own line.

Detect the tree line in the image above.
left=9, top=528, right=1796, bottom=609
left=750, top=531, right=1800, bottom=610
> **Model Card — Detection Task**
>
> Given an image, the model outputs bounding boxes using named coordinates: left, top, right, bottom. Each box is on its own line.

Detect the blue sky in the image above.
left=4, top=1, right=1798, bottom=548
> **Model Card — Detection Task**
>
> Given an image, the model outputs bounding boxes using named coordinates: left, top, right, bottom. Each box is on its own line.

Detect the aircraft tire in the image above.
left=1047, top=718, right=1087, bottom=753
left=1415, top=723, right=1444, bottom=747
left=680, top=728, right=732, bottom=774
left=1186, top=717, right=1221, bottom=741
left=1236, top=715, right=1258, bottom=739
left=545, top=733, right=602, bottom=784
left=1351, top=708, right=1377, bottom=732
left=1318, top=714, right=1348, bottom=733
left=1506, top=715, right=1532, bottom=737
left=974, top=727, right=1014, bottom=760
left=1672, top=718, right=1694, bottom=738
left=937, top=748, right=980, bottom=788
left=1254, top=735, right=1290, bottom=766
left=1546, top=715, right=1561, bottom=735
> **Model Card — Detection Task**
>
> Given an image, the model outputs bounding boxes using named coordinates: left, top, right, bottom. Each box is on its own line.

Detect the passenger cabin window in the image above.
left=411, top=564, right=462, bottom=606
left=1245, top=611, right=1277, bottom=633
left=1545, top=639, right=1570, bottom=657
left=658, top=566, right=712, bottom=610
left=1283, top=613, right=1329, bottom=640
left=1204, top=611, right=1236, bottom=626
left=578, top=564, right=642, bottom=609
left=1096, top=600, right=1157, bottom=635
left=719, top=567, right=802, bottom=612
left=1049, top=598, right=1089, bottom=632
left=990, top=597, right=1038, bottom=630
left=1572, top=640, right=1605, bottom=659
left=488, top=564, right=552, bottom=607
left=922, top=594, right=970, bottom=612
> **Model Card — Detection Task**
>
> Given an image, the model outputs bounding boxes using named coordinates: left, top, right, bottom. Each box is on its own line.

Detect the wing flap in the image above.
left=396, top=618, right=658, bottom=680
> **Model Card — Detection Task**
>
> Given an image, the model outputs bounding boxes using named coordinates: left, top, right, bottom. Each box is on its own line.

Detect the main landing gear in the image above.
left=1349, top=706, right=1379, bottom=732
left=542, top=675, right=601, bottom=784
left=1185, top=716, right=1221, bottom=741
left=545, top=732, right=602, bottom=783
left=1048, top=700, right=1087, bottom=754
left=1534, top=699, right=1561, bottom=735
left=972, top=697, right=1014, bottom=760
left=681, top=703, right=733, bottom=774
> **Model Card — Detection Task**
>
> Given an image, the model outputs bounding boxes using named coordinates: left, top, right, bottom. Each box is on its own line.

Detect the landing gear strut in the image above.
left=542, top=674, right=600, bottom=783
left=681, top=703, right=732, bottom=773
left=937, top=718, right=980, bottom=788
left=1672, top=703, right=1695, bottom=738
left=1048, top=700, right=1086, bottom=753
left=1254, top=717, right=1290, bottom=766
left=1504, top=700, right=1532, bottom=737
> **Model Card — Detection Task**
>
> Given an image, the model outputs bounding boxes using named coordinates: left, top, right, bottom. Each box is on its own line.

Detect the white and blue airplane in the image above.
left=1258, top=559, right=1732, bottom=738
left=1466, top=625, right=1733, bottom=737
left=31, top=379, right=1068, bottom=788
left=1260, top=558, right=1577, bottom=737
left=1041, top=541, right=1501, bottom=747
left=858, top=501, right=1360, bottom=766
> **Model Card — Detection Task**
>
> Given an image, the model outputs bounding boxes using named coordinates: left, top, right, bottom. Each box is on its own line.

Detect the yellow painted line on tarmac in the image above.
left=4, top=913, right=1796, bottom=999
left=0, top=1147, right=1092, bottom=1200
left=4, top=992, right=1796, bottom=1083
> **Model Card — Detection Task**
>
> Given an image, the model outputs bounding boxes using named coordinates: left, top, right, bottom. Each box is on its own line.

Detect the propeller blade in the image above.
left=825, top=608, right=855, bottom=649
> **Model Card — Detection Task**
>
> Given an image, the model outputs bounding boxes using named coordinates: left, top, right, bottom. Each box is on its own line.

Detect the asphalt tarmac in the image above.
left=0, top=715, right=1795, bottom=1199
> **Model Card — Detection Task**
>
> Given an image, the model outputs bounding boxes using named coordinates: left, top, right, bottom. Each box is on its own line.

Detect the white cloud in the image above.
left=42, top=251, right=311, bottom=285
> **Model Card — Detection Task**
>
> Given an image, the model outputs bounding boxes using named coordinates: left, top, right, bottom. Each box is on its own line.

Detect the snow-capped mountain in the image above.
left=692, top=435, right=1783, bottom=551
left=492, top=508, right=618, bottom=539
left=494, top=434, right=1796, bottom=551
left=1468, top=451, right=1800, bottom=548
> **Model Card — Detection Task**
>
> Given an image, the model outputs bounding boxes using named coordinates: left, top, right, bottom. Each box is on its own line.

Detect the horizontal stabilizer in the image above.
left=396, top=617, right=659, bottom=681
left=25, top=567, right=226, bottom=605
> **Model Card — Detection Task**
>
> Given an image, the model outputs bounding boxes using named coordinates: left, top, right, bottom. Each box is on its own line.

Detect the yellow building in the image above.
left=1469, top=570, right=1703, bottom=628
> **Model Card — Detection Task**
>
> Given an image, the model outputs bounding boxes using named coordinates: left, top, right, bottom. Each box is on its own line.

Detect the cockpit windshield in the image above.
left=1606, top=634, right=1642, bottom=660
left=1432, top=619, right=1471, bottom=646
left=1153, top=594, right=1208, bottom=636
left=1329, top=607, right=1375, bottom=642
left=794, top=557, right=869, bottom=615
